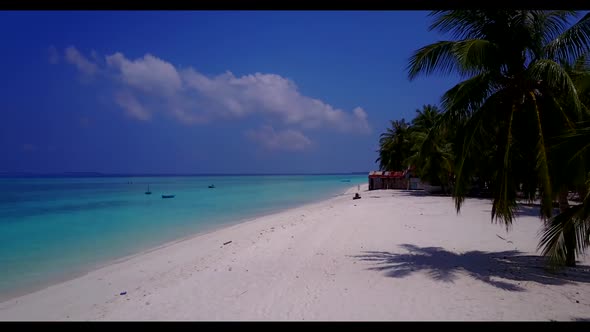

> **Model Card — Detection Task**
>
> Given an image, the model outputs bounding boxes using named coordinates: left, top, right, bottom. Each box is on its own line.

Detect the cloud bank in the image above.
left=245, top=126, right=312, bottom=151
left=59, top=46, right=371, bottom=151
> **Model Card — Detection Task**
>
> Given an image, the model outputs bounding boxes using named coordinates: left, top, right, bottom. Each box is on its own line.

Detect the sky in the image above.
left=0, top=11, right=463, bottom=174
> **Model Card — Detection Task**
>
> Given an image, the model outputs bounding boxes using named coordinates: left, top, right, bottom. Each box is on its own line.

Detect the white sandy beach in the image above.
left=0, top=184, right=589, bottom=321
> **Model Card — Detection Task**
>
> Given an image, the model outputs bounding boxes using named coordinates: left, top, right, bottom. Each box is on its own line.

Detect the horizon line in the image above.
left=0, top=171, right=370, bottom=177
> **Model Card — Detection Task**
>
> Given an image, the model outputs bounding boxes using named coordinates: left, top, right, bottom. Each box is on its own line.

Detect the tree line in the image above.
left=377, top=10, right=590, bottom=267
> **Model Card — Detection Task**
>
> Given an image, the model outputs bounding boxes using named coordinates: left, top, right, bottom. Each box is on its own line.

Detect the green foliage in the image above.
left=376, top=119, right=411, bottom=171
left=398, top=10, right=590, bottom=266
left=407, top=105, right=454, bottom=192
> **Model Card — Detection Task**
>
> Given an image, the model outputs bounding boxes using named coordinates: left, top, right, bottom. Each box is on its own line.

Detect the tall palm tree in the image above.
left=376, top=119, right=411, bottom=171
left=407, top=10, right=590, bottom=266
left=539, top=55, right=590, bottom=266
left=407, top=105, right=454, bottom=193
left=411, top=104, right=441, bottom=132
left=540, top=123, right=590, bottom=266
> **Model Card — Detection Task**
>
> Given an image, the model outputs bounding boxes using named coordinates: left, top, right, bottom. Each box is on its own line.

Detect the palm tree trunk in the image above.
left=558, top=190, right=576, bottom=267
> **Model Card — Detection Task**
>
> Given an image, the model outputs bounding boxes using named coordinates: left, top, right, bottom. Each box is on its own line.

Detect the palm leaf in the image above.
left=451, top=99, right=489, bottom=212
left=529, top=92, right=554, bottom=220
left=441, top=71, right=499, bottom=119
left=528, top=59, right=583, bottom=116
left=429, top=10, right=499, bottom=40
left=455, top=39, right=501, bottom=72
left=490, top=104, right=517, bottom=227
left=538, top=196, right=590, bottom=266
left=555, top=124, right=590, bottom=164
left=522, top=11, right=575, bottom=57
left=408, top=41, right=468, bottom=80
left=545, top=12, right=590, bottom=63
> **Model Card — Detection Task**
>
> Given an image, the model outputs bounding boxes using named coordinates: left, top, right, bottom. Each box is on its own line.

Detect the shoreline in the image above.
left=0, top=184, right=362, bottom=303
left=1, top=184, right=588, bottom=321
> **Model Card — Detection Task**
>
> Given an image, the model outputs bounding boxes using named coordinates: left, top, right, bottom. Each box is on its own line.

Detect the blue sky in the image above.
left=0, top=11, right=462, bottom=174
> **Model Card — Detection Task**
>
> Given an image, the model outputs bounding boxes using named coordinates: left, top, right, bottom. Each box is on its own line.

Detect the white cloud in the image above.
left=90, top=50, right=99, bottom=62
left=115, top=92, right=152, bottom=121
left=245, top=126, right=312, bottom=151
left=65, top=46, right=98, bottom=76
left=353, top=107, right=370, bottom=133
left=182, top=69, right=371, bottom=134
left=106, top=52, right=182, bottom=97
left=48, top=45, right=59, bottom=64
left=60, top=47, right=371, bottom=145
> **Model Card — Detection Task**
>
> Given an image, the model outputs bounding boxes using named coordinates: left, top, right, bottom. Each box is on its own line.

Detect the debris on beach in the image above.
left=223, top=240, right=232, bottom=245
left=120, top=291, right=127, bottom=296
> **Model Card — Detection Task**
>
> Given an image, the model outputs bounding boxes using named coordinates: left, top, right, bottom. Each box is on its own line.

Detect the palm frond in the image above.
left=538, top=203, right=590, bottom=266
left=441, top=71, right=498, bottom=121
left=451, top=101, right=488, bottom=213
left=555, top=124, right=590, bottom=164
left=528, top=59, right=583, bottom=116
left=529, top=92, right=554, bottom=220
left=408, top=41, right=467, bottom=80
left=429, top=10, right=496, bottom=40
left=490, top=104, right=517, bottom=227
left=454, top=39, right=500, bottom=72
left=545, top=12, right=590, bottom=63
left=529, top=11, right=576, bottom=51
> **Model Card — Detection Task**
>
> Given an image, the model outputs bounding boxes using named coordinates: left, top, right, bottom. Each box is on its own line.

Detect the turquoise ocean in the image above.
left=0, top=174, right=366, bottom=300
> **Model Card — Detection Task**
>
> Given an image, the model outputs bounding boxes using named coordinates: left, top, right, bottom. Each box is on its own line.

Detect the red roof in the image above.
left=369, top=170, right=406, bottom=179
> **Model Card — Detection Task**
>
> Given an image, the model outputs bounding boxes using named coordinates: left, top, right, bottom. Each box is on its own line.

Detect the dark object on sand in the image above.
left=353, top=193, right=361, bottom=200
left=223, top=240, right=232, bottom=245
left=162, top=194, right=175, bottom=199
left=120, top=291, right=127, bottom=295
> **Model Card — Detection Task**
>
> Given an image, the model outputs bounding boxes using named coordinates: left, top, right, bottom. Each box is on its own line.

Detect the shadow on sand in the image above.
left=352, top=244, right=590, bottom=292
left=386, top=190, right=495, bottom=203
left=573, top=317, right=590, bottom=321
left=482, top=204, right=560, bottom=218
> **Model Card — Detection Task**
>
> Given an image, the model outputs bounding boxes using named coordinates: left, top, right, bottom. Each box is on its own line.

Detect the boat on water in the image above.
left=341, top=179, right=351, bottom=182
left=145, top=184, right=152, bottom=195
left=208, top=184, right=215, bottom=188
left=162, top=194, right=175, bottom=199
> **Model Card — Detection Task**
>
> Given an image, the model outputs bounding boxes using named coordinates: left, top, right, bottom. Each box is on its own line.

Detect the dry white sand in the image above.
left=0, top=184, right=589, bottom=321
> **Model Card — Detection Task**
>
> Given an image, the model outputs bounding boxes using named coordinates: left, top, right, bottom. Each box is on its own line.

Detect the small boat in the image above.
left=208, top=184, right=215, bottom=188
left=341, top=179, right=351, bottom=182
left=162, top=194, right=175, bottom=199
left=145, top=184, right=152, bottom=195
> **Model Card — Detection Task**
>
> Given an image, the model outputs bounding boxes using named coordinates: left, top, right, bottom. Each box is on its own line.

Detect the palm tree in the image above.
left=376, top=119, right=411, bottom=171
left=407, top=10, right=590, bottom=266
left=407, top=105, right=455, bottom=193
left=540, top=123, right=590, bottom=266
left=539, top=55, right=590, bottom=266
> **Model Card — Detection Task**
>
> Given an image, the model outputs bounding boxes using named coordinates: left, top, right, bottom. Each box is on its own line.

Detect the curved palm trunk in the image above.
left=558, top=190, right=576, bottom=266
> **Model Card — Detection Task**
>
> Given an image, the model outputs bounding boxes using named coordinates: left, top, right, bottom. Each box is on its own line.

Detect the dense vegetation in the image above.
left=377, top=10, right=590, bottom=267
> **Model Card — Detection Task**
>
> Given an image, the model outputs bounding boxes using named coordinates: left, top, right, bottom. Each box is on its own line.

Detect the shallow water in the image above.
left=0, top=174, right=365, bottom=298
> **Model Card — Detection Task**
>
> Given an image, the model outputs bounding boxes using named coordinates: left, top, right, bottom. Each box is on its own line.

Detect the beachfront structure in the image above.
left=368, top=170, right=420, bottom=190
left=368, top=171, right=406, bottom=190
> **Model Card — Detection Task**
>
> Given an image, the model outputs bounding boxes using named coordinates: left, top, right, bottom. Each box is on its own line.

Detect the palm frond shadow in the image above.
left=483, top=204, right=550, bottom=218
left=352, top=244, right=590, bottom=292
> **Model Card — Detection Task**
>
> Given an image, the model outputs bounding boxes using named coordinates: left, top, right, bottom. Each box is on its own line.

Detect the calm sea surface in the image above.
left=0, top=174, right=365, bottom=299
